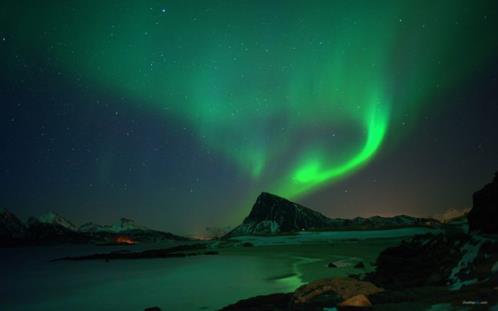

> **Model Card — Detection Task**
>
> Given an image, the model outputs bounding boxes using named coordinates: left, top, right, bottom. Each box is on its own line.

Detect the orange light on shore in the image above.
left=116, top=236, right=136, bottom=245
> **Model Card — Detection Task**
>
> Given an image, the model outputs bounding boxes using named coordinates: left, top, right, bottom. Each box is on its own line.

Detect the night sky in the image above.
left=1, top=1, right=497, bottom=235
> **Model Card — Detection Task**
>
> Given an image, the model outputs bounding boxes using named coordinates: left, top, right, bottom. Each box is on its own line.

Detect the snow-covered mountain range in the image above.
left=0, top=211, right=189, bottom=246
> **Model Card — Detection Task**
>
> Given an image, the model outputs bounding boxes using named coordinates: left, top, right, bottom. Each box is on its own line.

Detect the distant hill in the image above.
left=226, top=192, right=439, bottom=237
left=0, top=209, right=27, bottom=246
left=0, top=211, right=190, bottom=247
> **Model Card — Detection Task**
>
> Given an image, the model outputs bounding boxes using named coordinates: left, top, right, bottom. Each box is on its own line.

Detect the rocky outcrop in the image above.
left=221, top=278, right=381, bottom=311
left=366, top=233, right=465, bottom=289
left=338, top=294, right=372, bottom=310
left=366, top=232, right=498, bottom=291
left=291, top=278, right=382, bottom=310
left=468, top=172, right=498, bottom=234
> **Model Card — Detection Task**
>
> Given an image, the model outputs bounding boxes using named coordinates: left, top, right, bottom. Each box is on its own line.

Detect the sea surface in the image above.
left=1, top=227, right=438, bottom=311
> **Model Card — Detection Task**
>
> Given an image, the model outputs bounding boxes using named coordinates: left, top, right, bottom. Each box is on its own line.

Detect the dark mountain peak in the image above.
left=258, top=191, right=285, bottom=200
left=245, top=192, right=306, bottom=221
left=228, top=192, right=332, bottom=236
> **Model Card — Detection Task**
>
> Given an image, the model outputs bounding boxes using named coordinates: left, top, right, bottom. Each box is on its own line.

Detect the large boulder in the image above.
left=468, top=172, right=498, bottom=234
left=291, top=278, right=382, bottom=310
left=220, top=278, right=382, bottom=311
left=338, top=294, right=372, bottom=310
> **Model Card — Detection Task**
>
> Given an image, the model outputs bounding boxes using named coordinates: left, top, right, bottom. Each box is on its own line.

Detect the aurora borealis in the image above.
left=1, top=0, right=498, bottom=234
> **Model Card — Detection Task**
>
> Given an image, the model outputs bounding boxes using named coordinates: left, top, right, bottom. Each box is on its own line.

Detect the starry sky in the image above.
left=1, top=0, right=497, bottom=235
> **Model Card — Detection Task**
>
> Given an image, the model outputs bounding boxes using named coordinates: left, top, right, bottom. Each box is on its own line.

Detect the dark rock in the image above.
left=292, top=292, right=342, bottom=311
left=354, top=262, right=365, bottom=269
left=220, top=293, right=292, bottom=311
left=468, top=172, right=498, bottom=234
left=365, top=233, right=467, bottom=289
left=328, top=262, right=338, bottom=268
left=368, top=287, right=418, bottom=304
left=242, top=242, right=254, bottom=247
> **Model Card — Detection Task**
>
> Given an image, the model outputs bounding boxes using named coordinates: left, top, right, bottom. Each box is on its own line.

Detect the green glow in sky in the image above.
left=7, top=0, right=496, bottom=207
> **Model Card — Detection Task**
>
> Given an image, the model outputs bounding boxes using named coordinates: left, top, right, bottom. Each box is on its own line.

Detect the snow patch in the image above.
left=492, top=261, right=498, bottom=273
left=448, top=235, right=485, bottom=290
left=36, top=212, right=77, bottom=231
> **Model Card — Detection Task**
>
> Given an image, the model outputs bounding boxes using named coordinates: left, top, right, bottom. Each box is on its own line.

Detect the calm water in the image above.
left=1, top=244, right=299, bottom=311
left=1, top=228, right=439, bottom=311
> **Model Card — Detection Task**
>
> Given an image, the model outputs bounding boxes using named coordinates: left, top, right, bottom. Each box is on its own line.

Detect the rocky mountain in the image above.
left=468, top=171, right=498, bottom=234
left=227, top=192, right=334, bottom=236
left=28, top=212, right=78, bottom=231
left=0, top=209, right=27, bottom=245
left=26, top=212, right=88, bottom=244
left=0, top=211, right=189, bottom=246
left=81, top=218, right=189, bottom=242
left=226, top=192, right=437, bottom=237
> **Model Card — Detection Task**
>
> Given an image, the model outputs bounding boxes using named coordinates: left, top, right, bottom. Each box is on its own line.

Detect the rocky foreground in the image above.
left=220, top=232, right=498, bottom=310
left=220, top=173, right=498, bottom=310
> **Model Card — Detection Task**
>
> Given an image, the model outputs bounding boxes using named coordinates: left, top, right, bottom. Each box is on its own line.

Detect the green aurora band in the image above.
left=5, top=1, right=497, bottom=206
